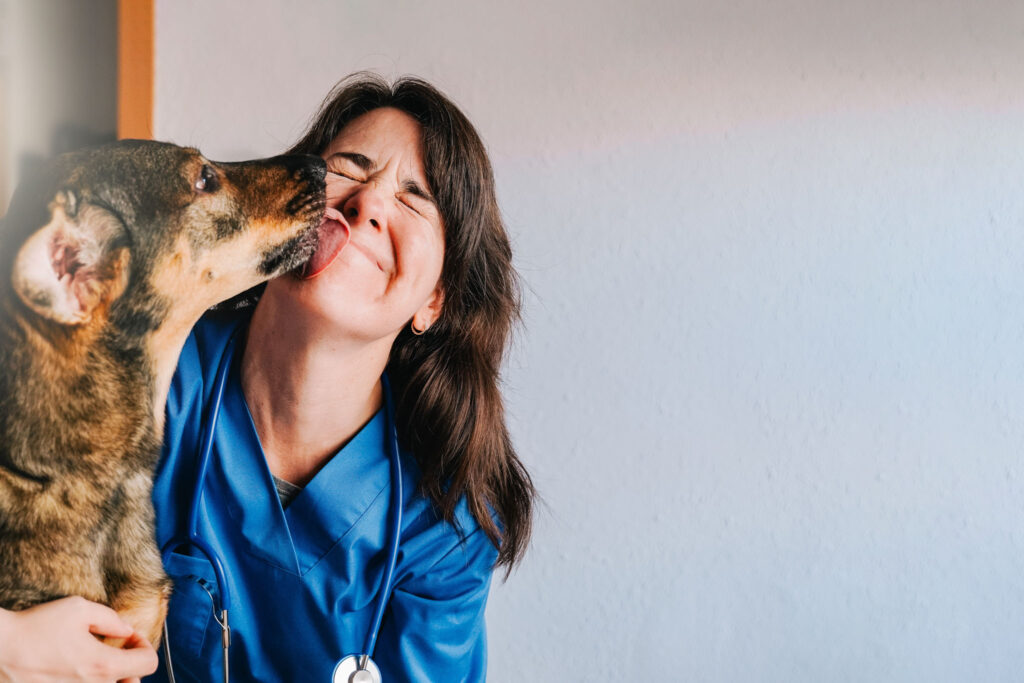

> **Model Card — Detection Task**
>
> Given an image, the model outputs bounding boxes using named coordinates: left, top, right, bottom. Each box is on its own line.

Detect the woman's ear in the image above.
left=412, top=286, right=445, bottom=333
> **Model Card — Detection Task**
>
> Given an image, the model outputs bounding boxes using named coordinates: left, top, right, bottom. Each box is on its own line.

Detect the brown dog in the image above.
left=0, top=140, right=325, bottom=646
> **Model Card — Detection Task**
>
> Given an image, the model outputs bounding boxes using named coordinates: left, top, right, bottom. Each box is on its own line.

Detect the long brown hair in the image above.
left=288, top=73, right=533, bottom=570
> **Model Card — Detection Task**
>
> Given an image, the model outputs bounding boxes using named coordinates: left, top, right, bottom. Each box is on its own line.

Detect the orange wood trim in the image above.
left=118, top=0, right=154, bottom=140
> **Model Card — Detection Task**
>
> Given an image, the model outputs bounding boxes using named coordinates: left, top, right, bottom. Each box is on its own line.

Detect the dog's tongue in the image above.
left=302, top=207, right=349, bottom=279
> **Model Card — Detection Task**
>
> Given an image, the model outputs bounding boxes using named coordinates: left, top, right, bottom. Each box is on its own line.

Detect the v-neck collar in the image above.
left=212, top=332, right=391, bottom=576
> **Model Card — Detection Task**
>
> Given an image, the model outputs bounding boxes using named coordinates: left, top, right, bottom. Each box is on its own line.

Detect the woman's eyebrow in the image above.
left=326, top=151, right=375, bottom=172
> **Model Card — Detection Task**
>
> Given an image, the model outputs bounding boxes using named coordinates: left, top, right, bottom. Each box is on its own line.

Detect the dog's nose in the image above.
left=274, top=154, right=327, bottom=185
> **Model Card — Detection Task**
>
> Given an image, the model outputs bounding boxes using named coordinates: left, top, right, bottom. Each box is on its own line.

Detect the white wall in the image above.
left=154, top=1, right=1024, bottom=680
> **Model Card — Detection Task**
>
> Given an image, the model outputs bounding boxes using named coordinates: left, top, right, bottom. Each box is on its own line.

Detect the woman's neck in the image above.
left=240, top=286, right=392, bottom=486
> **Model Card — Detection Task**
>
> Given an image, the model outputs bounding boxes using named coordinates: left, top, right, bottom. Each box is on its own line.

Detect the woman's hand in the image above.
left=0, top=597, right=158, bottom=683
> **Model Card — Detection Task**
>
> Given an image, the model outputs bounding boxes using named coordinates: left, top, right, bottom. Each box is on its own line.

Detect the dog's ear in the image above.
left=12, top=190, right=130, bottom=325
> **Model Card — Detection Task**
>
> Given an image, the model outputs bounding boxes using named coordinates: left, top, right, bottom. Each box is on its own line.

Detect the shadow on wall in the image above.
left=16, top=124, right=117, bottom=189
left=0, top=3, right=7, bottom=216
left=1, top=0, right=117, bottom=216
left=1, top=123, right=116, bottom=217
left=1, top=68, right=6, bottom=216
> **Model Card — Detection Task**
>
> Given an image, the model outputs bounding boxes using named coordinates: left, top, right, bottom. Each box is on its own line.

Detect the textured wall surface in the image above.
left=154, top=1, right=1024, bottom=680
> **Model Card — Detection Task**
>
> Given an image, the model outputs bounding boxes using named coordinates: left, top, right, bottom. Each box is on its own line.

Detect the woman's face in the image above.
left=274, top=107, right=445, bottom=343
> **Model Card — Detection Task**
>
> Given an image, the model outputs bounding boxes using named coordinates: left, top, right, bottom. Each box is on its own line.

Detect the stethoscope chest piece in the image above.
left=333, top=655, right=381, bottom=683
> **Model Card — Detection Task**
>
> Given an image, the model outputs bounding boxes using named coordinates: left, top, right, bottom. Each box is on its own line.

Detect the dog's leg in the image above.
left=102, top=471, right=172, bottom=647
left=106, top=579, right=171, bottom=648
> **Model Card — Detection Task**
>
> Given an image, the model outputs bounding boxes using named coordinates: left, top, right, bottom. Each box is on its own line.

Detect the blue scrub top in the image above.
left=146, top=309, right=497, bottom=682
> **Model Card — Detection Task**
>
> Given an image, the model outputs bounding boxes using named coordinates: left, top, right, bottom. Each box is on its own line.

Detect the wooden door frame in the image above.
left=118, top=0, right=153, bottom=140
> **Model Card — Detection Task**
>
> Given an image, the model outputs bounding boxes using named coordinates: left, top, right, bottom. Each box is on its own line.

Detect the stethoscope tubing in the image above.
left=186, top=333, right=235, bottom=608
left=159, top=327, right=403, bottom=681
left=364, top=374, right=403, bottom=659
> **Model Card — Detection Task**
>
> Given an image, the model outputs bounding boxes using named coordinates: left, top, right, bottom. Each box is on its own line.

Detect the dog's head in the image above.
left=0, top=140, right=325, bottom=332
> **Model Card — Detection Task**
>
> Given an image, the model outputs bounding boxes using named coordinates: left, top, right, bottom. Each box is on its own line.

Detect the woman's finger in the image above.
left=101, top=639, right=159, bottom=679
left=79, top=600, right=135, bottom=640
left=120, top=630, right=154, bottom=651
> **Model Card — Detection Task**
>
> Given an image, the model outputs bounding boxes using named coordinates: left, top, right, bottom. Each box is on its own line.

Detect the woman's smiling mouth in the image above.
left=349, top=240, right=385, bottom=272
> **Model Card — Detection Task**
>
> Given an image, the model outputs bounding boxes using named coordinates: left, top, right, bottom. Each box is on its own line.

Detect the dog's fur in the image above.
left=0, top=140, right=325, bottom=645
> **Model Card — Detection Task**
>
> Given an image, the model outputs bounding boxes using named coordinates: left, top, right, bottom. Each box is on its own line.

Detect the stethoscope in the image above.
left=160, top=329, right=403, bottom=683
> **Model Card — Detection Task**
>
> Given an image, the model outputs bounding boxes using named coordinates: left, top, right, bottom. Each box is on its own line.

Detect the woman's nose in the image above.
left=343, top=186, right=385, bottom=231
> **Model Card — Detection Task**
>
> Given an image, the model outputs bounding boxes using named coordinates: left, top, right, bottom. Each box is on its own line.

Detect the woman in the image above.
left=0, top=73, right=533, bottom=682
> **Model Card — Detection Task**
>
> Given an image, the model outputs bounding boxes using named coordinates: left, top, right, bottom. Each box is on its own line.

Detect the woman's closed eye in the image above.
left=398, top=194, right=426, bottom=216
left=399, top=181, right=436, bottom=217
left=326, top=151, right=373, bottom=181
left=328, top=168, right=365, bottom=183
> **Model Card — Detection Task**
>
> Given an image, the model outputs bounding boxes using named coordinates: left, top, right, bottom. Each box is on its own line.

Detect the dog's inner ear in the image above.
left=12, top=192, right=130, bottom=325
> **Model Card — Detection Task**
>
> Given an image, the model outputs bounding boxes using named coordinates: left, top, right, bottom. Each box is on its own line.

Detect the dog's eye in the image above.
left=194, top=165, right=220, bottom=194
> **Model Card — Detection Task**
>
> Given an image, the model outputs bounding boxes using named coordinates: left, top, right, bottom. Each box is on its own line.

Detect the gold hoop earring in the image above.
left=410, top=320, right=427, bottom=336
